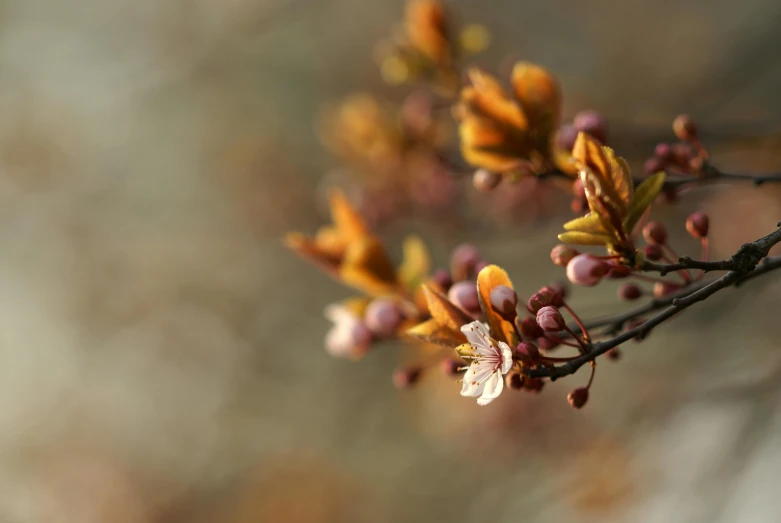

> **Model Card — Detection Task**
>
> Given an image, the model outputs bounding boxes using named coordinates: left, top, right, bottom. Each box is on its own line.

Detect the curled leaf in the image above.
left=475, top=265, right=518, bottom=345
left=557, top=231, right=612, bottom=247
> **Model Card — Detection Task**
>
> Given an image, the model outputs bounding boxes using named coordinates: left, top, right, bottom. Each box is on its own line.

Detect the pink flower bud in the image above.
left=365, top=298, right=403, bottom=338
left=550, top=245, right=579, bottom=267
left=440, top=358, right=462, bottom=376
left=473, top=261, right=490, bottom=274
left=526, top=291, right=551, bottom=314
left=392, top=366, right=421, bottom=388
left=566, top=254, right=609, bottom=287
left=448, top=281, right=481, bottom=314
left=524, top=378, right=545, bottom=393
left=686, top=211, right=709, bottom=239
left=431, top=268, right=452, bottom=291
left=607, top=265, right=631, bottom=279
left=573, top=109, right=608, bottom=144
left=618, top=283, right=642, bottom=301
left=450, top=243, right=481, bottom=281
left=654, top=143, right=673, bottom=162
left=505, top=372, right=525, bottom=390
left=643, top=221, right=668, bottom=245
left=549, top=281, right=570, bottom=301
left=568, top=387, right=589, bottom=409
left=515, top=341, right=540, bottom=359
left=324, top=305, right=373, bottom=359
left=519, top=317, right=544, bottom=339
left=653, top=281, right=679, bottom=298
left=536, top=336, right=560, bottom=351
left=572, top=178, right=586, bottom=200
left=490, top=285, right=518, bottom=321
left=644, top=156, right=664, bottom=175
left=472, top=169, right=502, bottom=192
left=672, top=143, right=693, bottom=169
left=557, top=124, right=579, bottom=151
left=607, top=348, right=621, bottom=361
left=643, top=244, right=663, bottom=261
left=673, top=114, right=698, bottom=142
left=536, top=305, right=565, bottom=332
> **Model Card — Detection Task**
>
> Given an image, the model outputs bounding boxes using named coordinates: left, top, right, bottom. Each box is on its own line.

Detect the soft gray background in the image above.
left=0, top=0, right=780, bottom=521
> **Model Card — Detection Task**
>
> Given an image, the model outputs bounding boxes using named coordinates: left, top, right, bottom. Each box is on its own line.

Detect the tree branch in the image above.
left=526, top=226, right=781, bottom=381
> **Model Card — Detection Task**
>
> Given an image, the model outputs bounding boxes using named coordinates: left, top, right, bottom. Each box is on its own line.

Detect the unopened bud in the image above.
left=643, top=221, right=668, bottom=245
left=557, top=124, right=579, bottom=151
left=654, top=142, right=673, bottom=162
left=365, top=298, right=403, bottom=338
left=473, top=260, right=490, bottom=275
left=550, top=245, right=579, bottom=267
left=490, top=285, right=518, bottom=321
left=393, top=366, right=421, bottom=388
left=673, top=114, right=698, bottom=142
left=644, top=156, right=664, bottom=175
left=572, top=178, right=586, bottom=200
left=549, top=281, right=570, bottom=301
left=450, top=243, right=481, bottom=281
left=527, top=291, right=551, bottom=314
left=566, top=254, right=610, bottom=287
left=653, top=281, right=679, bottom=298
left=672, top=143, right=693, bottom=169
left=686, top=211, right=709, bottom=239
left=536, top=336, right=560, bottom=351
left=573, top=109, right=608, bottom=144
left=618, top=283, right=642, bottom=301
left=568, top=387, right=589, bottom=409
left=448, top=281, right=481, bottom=314
left=440, top=358, right=462, bottom=376
left=472, top=169, right=502, bottom=192
left=519, top=316, right=544, bottom=339
left=524, top=377, right=544, bottom=393
left=505, top=372, right=525, bottom=390
left=537, top=305, right=565, bottom=332
left=431, top=268, right=452, bottom=291
left=515, top=341, right=540, bottom=359
left=607, top=348, right=621, bottom=361
left=643, top=244, right=663, bottom=261
left=607, top=265, right=631, bottom=279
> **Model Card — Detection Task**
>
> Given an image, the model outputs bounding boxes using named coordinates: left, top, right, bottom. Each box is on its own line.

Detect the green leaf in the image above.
left=558, top=231, right=612, bottom=246
left=623, top=171, right=666, bottom=234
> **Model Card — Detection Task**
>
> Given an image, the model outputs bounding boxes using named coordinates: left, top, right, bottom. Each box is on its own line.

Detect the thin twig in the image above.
left=526, top=226, right=781, bottom=381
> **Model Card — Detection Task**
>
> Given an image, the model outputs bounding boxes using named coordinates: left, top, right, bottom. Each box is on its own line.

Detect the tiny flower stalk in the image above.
left=558, top=132, right=667, bottom=263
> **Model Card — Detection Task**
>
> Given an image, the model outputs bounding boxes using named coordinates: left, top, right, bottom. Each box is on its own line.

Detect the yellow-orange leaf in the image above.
left=557, top=231, right=612, bottom=246
left=624, top=171, right=666, bottom=234
left=475, top=265, right=518, bottom=346
left=329, top=189, right=369, bottom=244
left=398, top=235, right=431, bottom=291
left=563, top=213, right=608, bottom=234
left=407, top=318, right=467, bottom=346
left=510, top=62, right=560, bottom=132
left=340, top=236, right=398, bottom=296
left=421, top=284, right=473, bottom=333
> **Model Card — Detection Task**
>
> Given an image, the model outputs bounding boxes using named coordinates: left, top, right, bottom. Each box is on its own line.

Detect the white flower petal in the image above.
left=460, top=363, right=493, bottom=397
left=477, top=371, right=504, bottom=406
left=461, top=321, right=493, bottom=351
left=499, top=341, right=514, bottom=374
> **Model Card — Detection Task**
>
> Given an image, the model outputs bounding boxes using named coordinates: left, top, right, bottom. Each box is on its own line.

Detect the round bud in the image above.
left=526, top=291, right=551, bottom=314
left=393, top=366, right=421, bottom=388
left=472, top=169, right=502, bottom=192
left=557, top=124, right=579, bottom=151
left=654, top=142, right=673, bottom=162
left=643, top=221, right=668, bottom=245
left=325, top=308, right=373, bottom=360
left=473, top=261, right=490, bottom=275
left=686, top=211, right=709, bottom=239
left=660, top=186, right=678, bottom=204
left=549, top=281, right=570, bottom=301
left=515, top=341, right=540, bottom=359
left=536, top=336, right=560, bottom=351
left=365, top=298, right=403, bottom=338
left=568, top=387, right=589, bottom=409
left=672, top=143, right=693, bottom=169
left=448, top=281, right=481, bottom=314
left=606, top=265, right=631, bottom=279
left=673, top=114, right=698, bottom=142
left=490, top=285, right=518, bottom=321
left=523, top=377, right=544, bottom=393
left=440, top=358, right=462, bottom=376
left=618, top=283, right=642, bottom=301
left=607, top=348, right=621, bottom=361
left=573, top=109, right=608, bottom=144
left=431, top=268, right=452, bottom=291
left=519, top=316, right=544, bottom=339
left=644, top=156, right=663, bottom=175
left=505, top=372, right=525, bottom=390
left=450, top=243, right=481, bottom=281
left=643, top=244, right=663, bottom=261
left=653, top=281, right=679, bottom=298
left=566, top=254, right=610, bottom=287
left=536, top=305, right=565, bottom=332
left=550, top=245, right=579, bottom=267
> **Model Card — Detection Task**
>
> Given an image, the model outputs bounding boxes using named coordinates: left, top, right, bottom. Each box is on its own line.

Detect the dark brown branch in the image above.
left=526, top=226, right=781, bottom=381
left=642, top=257, right=737, bottom=275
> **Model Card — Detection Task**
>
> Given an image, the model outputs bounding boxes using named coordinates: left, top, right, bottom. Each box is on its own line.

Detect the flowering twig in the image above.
left=528, top=226, right=781, bottom=381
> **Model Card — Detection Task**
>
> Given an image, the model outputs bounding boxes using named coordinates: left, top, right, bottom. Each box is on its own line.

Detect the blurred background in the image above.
left=1, top=0, right=781, bottom=521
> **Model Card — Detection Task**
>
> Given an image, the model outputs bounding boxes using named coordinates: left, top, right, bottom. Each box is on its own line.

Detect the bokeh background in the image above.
left=1, top=0, right=781, bottom=521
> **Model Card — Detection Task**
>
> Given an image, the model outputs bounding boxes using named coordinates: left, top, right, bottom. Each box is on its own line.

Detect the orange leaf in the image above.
left=510, top=62, right=560, bottom=134
left=407, top=318, right=467, bottom=347
left=329, top=189, right=369, bottom=244
left=421, top=284, right=472, bottom=333
left=475, top=265, right=518, bottom=346
left=340, top=236, right=398, bottom=296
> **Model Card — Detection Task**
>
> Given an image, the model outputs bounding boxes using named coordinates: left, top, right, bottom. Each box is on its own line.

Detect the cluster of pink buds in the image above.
left=437, top=243, right=489, bottom=316
left=644, top=114, right=707, bottom=180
